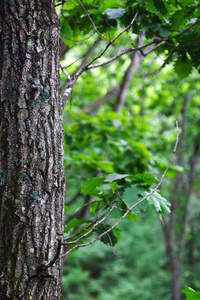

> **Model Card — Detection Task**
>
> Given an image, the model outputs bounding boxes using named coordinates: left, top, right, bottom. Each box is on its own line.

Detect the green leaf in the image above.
left=182, top=286, right=200, bottom=299
left=146, top=191, right=171, bottom=215
left=174, top=58, right=193, bottom=79
left=103, top=8, right=126, bottom=19
left=130, top=174, right=159, bottom=185
left=64, top=205, right=72, bottom=211
left=127, top=212, right=139, bottom=221
left=81, top=177, right=106, bottom=196
left=104, top=173, right=129, bottom=183
left=64, top=219, right=90, bottom=233
left=97, top=184, right=114, bottom=199
left=122, top=186, right=148, bottom=213
left=155, top=25, right=171, bottom=38
left=95, top=225, right=119, bottom=246
left=153, top=0, right=167, bottom=15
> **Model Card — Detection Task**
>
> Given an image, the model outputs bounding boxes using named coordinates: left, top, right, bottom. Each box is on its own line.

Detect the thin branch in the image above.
left=60, top=120, right=179, bottom=258
left=76, top=38, right=101, bottom=72
left=84, top=17, right=200, bottom=71
left=62, top=204, right=117, bottom=245
left=105, top=19, right=111, bottom=42
left=115, top=188, right=129, bottom=209
left=165, top=18, right=200, bottom=41
left=86, top=47, right=136, bottom=70
left=110, top=10, right=139, bottom=46
left=61, top=41, right=96, bottom=69
left=55, top=2, right=63, bottom=7
left=106, top=233, right=121, bottom=258
left=61, top=16, right=200, bottom=108
left=61, top=32, right=95, bottom=43
left=55, top=0, right=68, bottom=6
left=64, top=215, right=104, bottom=241
left=84, top=10, right=140, bottom=70
left=143, top=41, right=166, bottom=56
left=60, top=63, right=71, bottom=80
left=165, top=40, right=200, bottom=48
left=77, top=0, right=107, bottom=42
left=129, top=8, right=139, bottom=45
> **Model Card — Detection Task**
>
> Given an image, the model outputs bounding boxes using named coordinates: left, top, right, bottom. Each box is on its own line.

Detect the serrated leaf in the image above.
left=146, top=191, right=171, bottom=215
left=122, top=186, right=148, bottom=213
left=95, top=225, right=119, bottom=246
left=130, top=174, right=159, bottom=185
left=174, top=58, right=193, bottom=79
left=104, top=173, right=129, bottom=183
left=81, top=177, right=106, bottom=196
left=182, top=286, right=200, bottom=299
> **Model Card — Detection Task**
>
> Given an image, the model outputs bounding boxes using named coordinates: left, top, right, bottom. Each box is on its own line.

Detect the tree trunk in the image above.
left=0, top=1, right=65, bottom=299
left=170, top=254, right=181, bottom=300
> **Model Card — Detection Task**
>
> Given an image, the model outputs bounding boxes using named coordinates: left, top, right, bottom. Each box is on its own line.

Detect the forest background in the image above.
left=58, top=1, right=200, bottom=300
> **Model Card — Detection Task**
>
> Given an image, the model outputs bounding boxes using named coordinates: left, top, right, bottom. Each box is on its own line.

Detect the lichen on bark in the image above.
left=0, top=1, right=65, bottom=299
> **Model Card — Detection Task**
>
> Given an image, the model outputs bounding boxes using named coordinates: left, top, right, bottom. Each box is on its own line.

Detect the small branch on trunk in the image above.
left=60, top=63, right=71, bottom=80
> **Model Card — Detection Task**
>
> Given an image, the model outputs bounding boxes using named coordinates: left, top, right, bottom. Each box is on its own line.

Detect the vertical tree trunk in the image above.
left=0, top=1, right=65, bottom=299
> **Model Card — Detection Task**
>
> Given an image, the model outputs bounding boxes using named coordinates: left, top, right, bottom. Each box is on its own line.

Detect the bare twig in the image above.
left=106, top=232, right=121, bottom=258
left=105, top=19, right=111, bottom=42
left=55, top=0, right=68, bottom=6
left=129, top=8, right=139, bottom=45
left=60, top=63, right=71, bottom=80
left=62, top=203, right=117, bottom=245
left=64, top=215, right=104, bottom=241
left=61, top=32, right=95, bottom=43
left=77, top=0, right=107, bottom=42
left=115, top=188, right=129, bottom=209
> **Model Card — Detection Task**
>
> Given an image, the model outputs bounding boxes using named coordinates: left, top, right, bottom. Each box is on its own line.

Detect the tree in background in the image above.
left=1, top=0, right=200, bottom=298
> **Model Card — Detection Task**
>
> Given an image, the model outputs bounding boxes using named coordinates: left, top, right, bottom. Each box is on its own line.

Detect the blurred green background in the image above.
left=58, top=1, right=200, bottom=299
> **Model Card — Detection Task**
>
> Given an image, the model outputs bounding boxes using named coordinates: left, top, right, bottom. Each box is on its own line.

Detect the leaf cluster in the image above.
left=64, top=172, right=170, bottom=249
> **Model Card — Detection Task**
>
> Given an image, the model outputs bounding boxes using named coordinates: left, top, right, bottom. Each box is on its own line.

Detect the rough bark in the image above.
left=0, top=1, right=65, bottom=299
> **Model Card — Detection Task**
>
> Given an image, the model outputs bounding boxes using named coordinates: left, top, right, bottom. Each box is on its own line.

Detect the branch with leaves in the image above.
left=61, top=120, right=178, bottom=257
left=60, top=0, right=200, bottom=108
left=38, top=120, right=178, bottom=270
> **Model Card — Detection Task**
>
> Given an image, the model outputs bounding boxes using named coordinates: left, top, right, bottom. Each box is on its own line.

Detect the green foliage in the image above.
left=58, top=0, right=200, bottom=76
left=81, top=177, right=106, bottom=196
left=62, top=208, right=170, bottom=300
left=64, top=172, right=170, bottom=250
left=59, top=1, right=200, bottom=298
left=182, top=286, right=200, bottom=299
